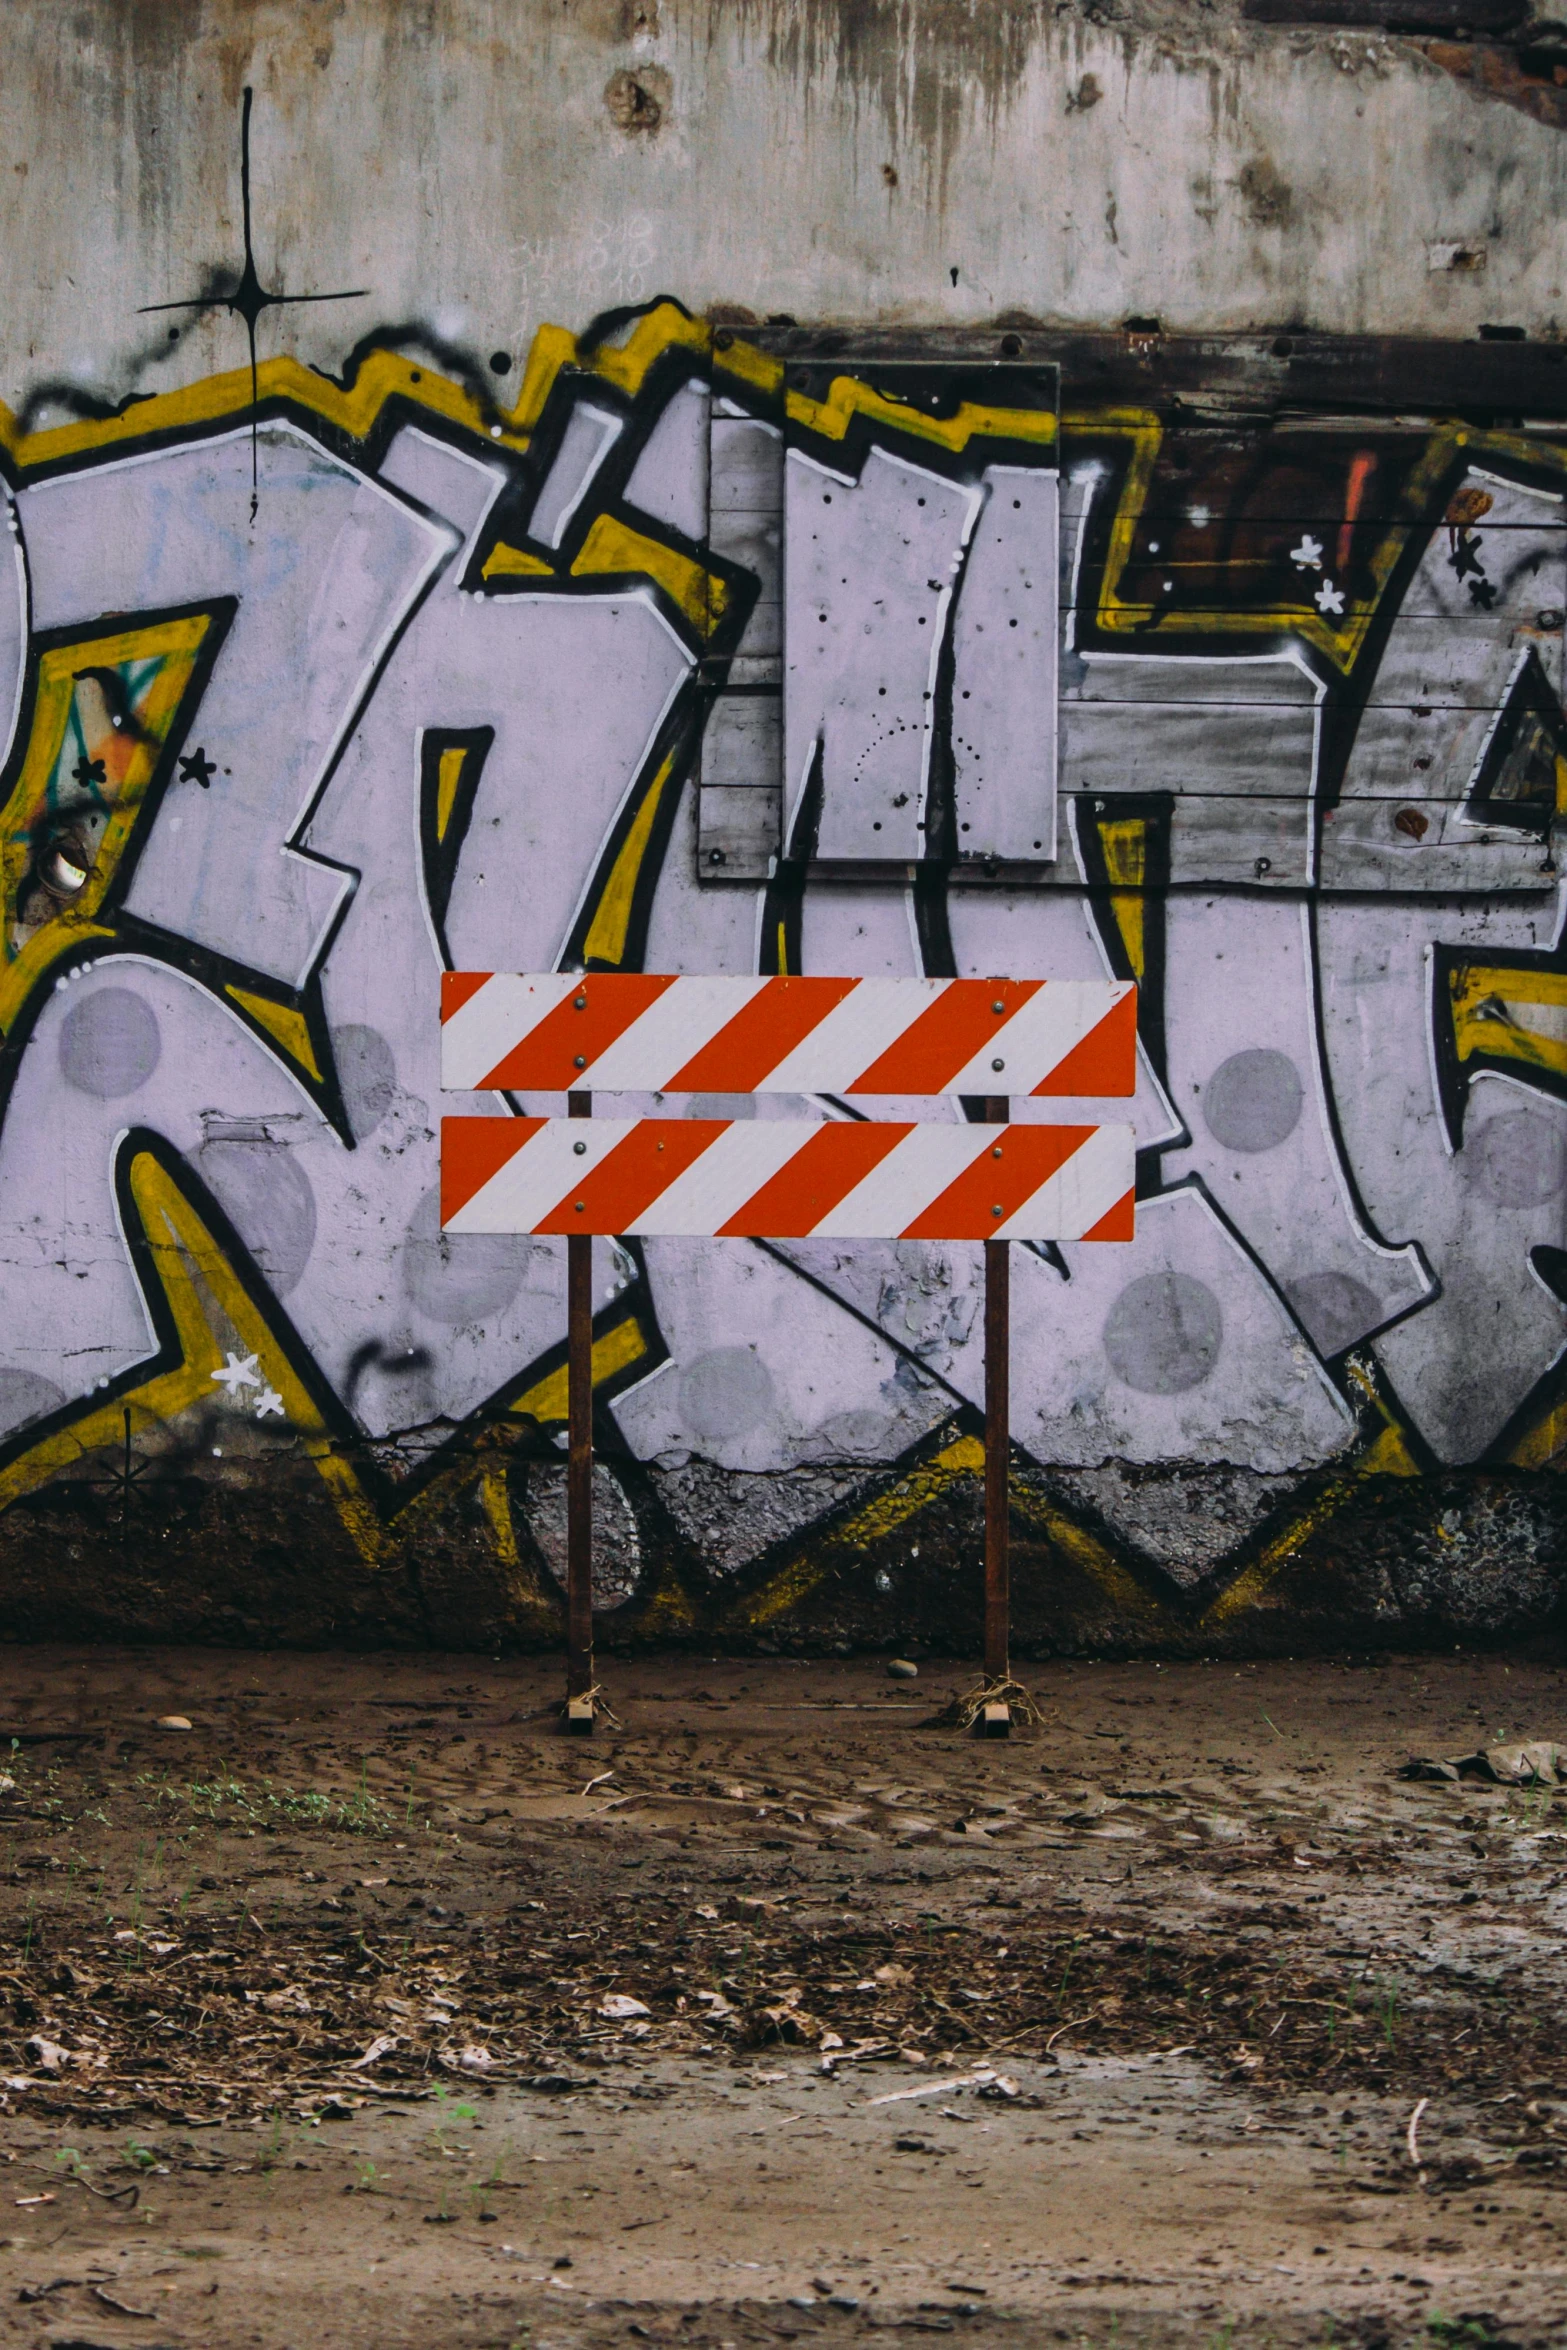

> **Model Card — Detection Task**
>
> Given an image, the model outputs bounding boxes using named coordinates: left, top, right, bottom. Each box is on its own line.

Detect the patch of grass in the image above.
left=257, top=2112, right=287, bottom=2178
left=137, top=1765, right=395, bottom=1839
left=1428, top=2316, right=1508, bottom=2349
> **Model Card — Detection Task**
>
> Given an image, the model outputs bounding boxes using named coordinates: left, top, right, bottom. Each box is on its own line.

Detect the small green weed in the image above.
left=139, top=1766, right=394, bottom=1838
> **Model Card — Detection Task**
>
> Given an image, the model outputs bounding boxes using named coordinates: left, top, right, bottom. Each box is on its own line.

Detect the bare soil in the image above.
left=0, top=1644, right=1564, bottom=2349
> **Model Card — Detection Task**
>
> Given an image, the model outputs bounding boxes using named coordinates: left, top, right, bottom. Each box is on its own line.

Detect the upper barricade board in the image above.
left=441, top=973, right=1136, bottom=1099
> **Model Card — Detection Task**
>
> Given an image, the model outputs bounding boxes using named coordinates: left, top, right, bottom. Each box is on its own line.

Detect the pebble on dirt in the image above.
left=886, top=1659, right=919, bottom=1679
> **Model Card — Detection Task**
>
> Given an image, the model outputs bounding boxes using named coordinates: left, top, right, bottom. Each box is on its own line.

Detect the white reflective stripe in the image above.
left=944, top=980, right=1124, bottom=1097
left=443, top=1117, right=624, bottom=1232
left=584, top=975, right=767, bottom=1089
left=764, top=977, right=950, bottom=1092
left=441, top=974, right=577, bottom=1091
left=994, top=1123, right=1134, bottom=1238
left=809, top=1122, right=984, bottom=1238
left=631, top=1119, right=816, bottom=1233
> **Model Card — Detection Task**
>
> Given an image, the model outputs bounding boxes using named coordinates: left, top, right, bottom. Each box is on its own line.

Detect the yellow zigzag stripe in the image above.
left=0, top=1149, right=383, bottom=1562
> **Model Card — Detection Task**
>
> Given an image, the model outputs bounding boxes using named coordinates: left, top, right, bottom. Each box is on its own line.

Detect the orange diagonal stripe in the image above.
left=441, top=970, right=492, bottom=1022
left=666, top=977, right=860, bottom=1092
left=1081, top=1188, right=1136, bottom=1242
left=901, top=1125, right=1094, bottom=1240
left=531, top=1120, right=726, bottom=1233
left=848, top=979, right=1042, bottom=1093
left=441, top=1116, right=545, bottom=1226
left=1032, top=988, right=1138, bottom=1097
left=717, top=1122, right=911, bottom=1237
left=481, top=973, right=678, bottom=1091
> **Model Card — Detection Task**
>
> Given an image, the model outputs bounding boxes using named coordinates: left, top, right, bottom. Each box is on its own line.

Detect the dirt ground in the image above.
left=0, top=1644, right=1564, bottom=2350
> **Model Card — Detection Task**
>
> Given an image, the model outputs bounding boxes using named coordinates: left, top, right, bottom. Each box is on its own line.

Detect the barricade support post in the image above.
left=565, top=1087, right=595, bottom=1732
left=981, top=1093, right=1012, bottom=1736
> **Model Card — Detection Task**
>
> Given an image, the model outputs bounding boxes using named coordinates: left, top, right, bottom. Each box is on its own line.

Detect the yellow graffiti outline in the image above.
left=0, top=1145, right=382, bottom=1561
left=0, top=1133, right=660, bottom=1567
left=783, top=376, right=1058, bottom=460
left=480, top=544, right=555, bottom=581
left=727, top=1431, right=985, bottom=1630
left=0, top=303, right=716, bottom=485
left=6, top=309, right=1560, bottom=1617
left=0, top=612, right=213, bottom=1028
left=572, top=515, right=728, bottom=639
left=1199, top=1359, right=1421, bottom=1629
left=1446, top=957, right=1567, bottom=1093
left=581, top=751, right=676, bottom=970
left=223, top=987, right=324, bottom=1085
left=1074, top=415, right=1567, bottom=676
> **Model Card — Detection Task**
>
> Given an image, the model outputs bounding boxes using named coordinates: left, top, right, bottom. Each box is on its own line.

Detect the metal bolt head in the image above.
left=573, top=1140, right=587, bottom=1156
left=991, top=1057, right=1004, bottom=1072
left=573, top=994, right=588, bottom=1010
left=991, top=1204, right=1004, bottom=1218
left=992, top=999, right=1005, bottom=1014
left=574, top=1201, right=585, bottom=1212
left=573, top=1054, right=587, bottom=1069
left=992, top=1145, right=1003, bottom=1159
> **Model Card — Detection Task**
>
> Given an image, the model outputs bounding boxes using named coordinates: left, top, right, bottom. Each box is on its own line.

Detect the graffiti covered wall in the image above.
left=0, top=294, right=1565, bottom=1653
left=3, top=1, right=1567, bottom=1652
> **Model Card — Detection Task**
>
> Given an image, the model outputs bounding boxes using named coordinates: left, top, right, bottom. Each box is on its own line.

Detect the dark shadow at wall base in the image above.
left=0, top=1455, right=1564, bottom=1663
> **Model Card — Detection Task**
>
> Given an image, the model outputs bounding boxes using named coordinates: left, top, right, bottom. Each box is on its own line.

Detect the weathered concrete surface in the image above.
left=3, top=0, right=1564, bottom=427
left=2, top=1453, right=1565, bottom=1657
left=1, top=4, right=1566, bottom=1657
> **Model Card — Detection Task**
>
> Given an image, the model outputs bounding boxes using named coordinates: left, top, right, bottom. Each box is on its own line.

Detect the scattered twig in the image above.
left=923, top=1678, right=1045, bottom=1733
left=1044, top=2015, right=1095, bottom=2053
left=58, top=2171, right=139, bottom=2205
left=1407, top=2094, right=1430, bottom=2168
left=866, top=2074, right=989, bottom=2107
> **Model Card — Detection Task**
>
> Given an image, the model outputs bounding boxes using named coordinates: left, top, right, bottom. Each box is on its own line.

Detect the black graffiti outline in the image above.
left=137, top=87, right=367, bottom=519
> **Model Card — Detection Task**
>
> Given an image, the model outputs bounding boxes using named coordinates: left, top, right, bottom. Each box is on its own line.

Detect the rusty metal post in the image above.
left=565, top=1087, right=594, bottom=1732
left=980, top=1093, right=1011, bottom=1735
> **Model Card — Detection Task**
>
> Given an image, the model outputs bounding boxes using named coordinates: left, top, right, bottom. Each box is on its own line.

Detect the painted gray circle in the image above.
left=58, top=987, right=161, bottom=1098
left=332, top=1023, right=398, bottom=1141
left=1102, top=1271, right=1223, bottom=1394
left=1200, top=1048, right=1303, bottom=1154
left=0, top=1370, right=67, bottom=1438
left=1285, top=1271, right=1380, bottom=1358
left=679, top=1345, right=776, bottom=1442
left=1467, top=1109, right=1567, bottom=1209
left=196, top=1139, right=318, bottom=1297
left=402, top=1181, right=535, bottom=1324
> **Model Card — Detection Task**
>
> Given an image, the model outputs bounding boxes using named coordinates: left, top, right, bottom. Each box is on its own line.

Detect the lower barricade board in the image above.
left=440, top=1116, right=1135, bottom=1241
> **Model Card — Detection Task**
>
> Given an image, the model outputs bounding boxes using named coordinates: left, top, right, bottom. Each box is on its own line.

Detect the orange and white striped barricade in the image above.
left=441, top=974, right=1137, bottom=1733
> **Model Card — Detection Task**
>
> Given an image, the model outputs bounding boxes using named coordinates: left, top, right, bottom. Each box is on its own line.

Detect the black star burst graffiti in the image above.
left=139, top=87, right=367, bottom=519
left=90, top=1407, right=156, bottom=1550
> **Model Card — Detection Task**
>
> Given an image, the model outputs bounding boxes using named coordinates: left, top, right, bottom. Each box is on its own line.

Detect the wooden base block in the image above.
left=564, top=1694, right=596, bottom=1735
left=975, top=1700, right=1012, bottom=1739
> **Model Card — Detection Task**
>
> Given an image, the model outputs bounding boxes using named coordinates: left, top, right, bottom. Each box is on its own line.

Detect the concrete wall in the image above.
left=1, top=0, right=1566, bottom=1655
